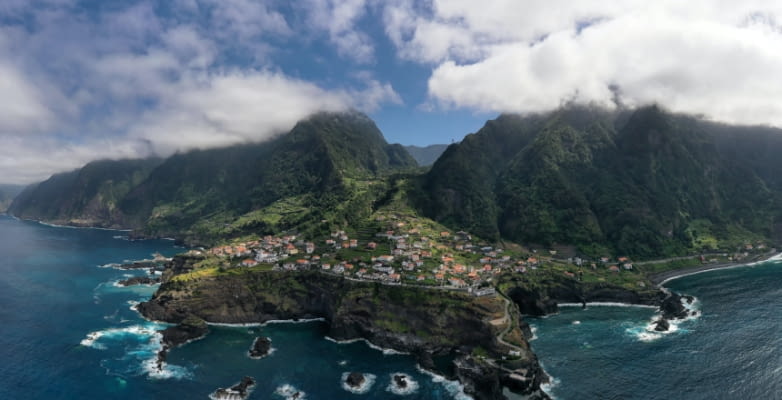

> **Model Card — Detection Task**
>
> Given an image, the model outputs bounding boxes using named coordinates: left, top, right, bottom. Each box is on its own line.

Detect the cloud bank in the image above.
left=0, top=0, right=396, bottom=184
left=3, top=0, right=782, bottom=184
left=384, top=0, right=782, bottom=125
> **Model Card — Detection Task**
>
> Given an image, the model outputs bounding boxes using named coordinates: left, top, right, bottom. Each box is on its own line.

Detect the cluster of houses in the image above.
left=201, top=213, right=659, bottom=292
left=208, top=235, right=316, bottom=268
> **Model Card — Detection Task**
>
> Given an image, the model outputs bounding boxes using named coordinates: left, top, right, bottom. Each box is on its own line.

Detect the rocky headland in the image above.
left=138, top=255, right=551, bottom=400
left=154, top=314, right=209, bottom=372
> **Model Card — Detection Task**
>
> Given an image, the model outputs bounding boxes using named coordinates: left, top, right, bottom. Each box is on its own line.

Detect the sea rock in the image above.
left=117, top=276, right=160, bottom=286
left=211, top=376, right=255, bottom=400
left=393, top=374, right=408, bottom=389
left=345, top=372, right=365, bottom=388
left=117, top=261, right=158, bottom=270
left=248, top=336, right=272, bottom=359
left=660, top=293, right=689, bottom=320
left=154, top=315, right=209, bottom=372
left=159, top=314, right=210, bottom=347
left=653, top=318, right=670, bottom=332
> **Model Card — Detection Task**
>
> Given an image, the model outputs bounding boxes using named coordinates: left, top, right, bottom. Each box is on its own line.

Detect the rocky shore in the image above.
left=138, top=256, right=551, bottom=400
left=117, top=276, right=160, bottom=286
left=154, top=315, right=209, bottom=372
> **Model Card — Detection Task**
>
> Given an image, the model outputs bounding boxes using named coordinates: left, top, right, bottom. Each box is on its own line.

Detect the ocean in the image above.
left=0, top=215, right=468, bottom=400
left=530, top=258, right=782, bottom=400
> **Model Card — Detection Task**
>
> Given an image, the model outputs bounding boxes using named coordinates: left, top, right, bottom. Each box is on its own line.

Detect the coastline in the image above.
left=648, top=251, right=780, bottom=286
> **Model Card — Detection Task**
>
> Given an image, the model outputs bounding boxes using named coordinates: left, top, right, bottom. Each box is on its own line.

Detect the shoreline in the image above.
left=648, top=251, right=780, bottom=286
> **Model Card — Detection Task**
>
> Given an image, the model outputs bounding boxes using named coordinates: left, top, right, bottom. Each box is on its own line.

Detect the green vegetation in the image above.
left=9, top=107, right=782, bottom=261
left=419, top=105, right=782, bottom=259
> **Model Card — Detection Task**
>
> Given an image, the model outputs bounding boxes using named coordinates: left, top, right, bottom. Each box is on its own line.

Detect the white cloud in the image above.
left=302, top=0, right=375, bottom=63
left=386, top=1, right=782, bottom=126
left=0, top=0, right=402, bottom=184
left=0, top=61, right=55, bottom=134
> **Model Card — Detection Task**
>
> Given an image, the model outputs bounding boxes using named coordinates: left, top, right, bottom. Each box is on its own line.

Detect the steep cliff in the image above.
left=138, top=256, right=550, bottom=399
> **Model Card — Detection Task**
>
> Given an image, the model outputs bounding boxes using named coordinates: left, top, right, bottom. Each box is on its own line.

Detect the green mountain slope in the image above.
left=8, top=159, right=162, bottom=227
left=404, top=144, right=449, bottom=166
left=9, top=111, right=416, bottom=244
left=420, top=106, right=782, bottom=258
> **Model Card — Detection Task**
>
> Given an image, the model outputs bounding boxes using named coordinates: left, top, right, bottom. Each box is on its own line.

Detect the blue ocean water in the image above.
left=0, top=215, right=468, bottom=399
left=530, top=259, right=782, bottom=400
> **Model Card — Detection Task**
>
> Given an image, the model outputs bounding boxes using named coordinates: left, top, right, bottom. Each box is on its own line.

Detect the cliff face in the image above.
left=138, top=257, right=550, bottom=399
left=501, top=274, right=663, bottom=316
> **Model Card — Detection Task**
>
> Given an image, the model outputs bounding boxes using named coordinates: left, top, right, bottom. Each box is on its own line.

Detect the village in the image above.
left=184, top=211, right=734, bottom=295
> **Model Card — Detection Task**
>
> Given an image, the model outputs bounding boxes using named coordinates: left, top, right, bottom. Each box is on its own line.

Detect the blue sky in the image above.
left=2, top=0, right=782, bottom=183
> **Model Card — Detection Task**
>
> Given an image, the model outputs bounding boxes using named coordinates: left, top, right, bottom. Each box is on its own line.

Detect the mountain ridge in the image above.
left=9, top=106, right=782, bottom=258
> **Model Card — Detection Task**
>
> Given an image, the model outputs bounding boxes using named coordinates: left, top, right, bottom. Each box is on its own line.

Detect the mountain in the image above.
left=10, top=107, right=782, bottom=258
left=404, top=144, right=449, bottom=166
left=9, top=159, right=162, bottom=226
left=418, top=105, right=782, bottom=258
left=0, top=184, right=24, bottom=213
left=9, top=111, right=417, bottom=243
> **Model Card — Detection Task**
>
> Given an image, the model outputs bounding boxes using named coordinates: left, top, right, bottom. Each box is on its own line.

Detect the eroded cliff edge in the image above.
left=138, top=256, right=551, bottom=400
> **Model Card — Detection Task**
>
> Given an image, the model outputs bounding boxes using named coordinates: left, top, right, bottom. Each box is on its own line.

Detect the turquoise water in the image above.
left=0, top=216, right=468, bottom=399
left=530, top=260, right=782, bottom=400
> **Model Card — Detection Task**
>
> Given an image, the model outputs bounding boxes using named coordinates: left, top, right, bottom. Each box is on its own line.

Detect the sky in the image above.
left=2, top=1, right=782, bottom=184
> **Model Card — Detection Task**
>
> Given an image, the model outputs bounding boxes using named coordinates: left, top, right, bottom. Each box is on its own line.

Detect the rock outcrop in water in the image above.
left=211, top=376, right=255, bottom=400
left=345, top=372, right=366, bottom=389
left=117, top=276, right=160, bottom=286
left=154, top=314, right=209, bottom=372
left=248, top=337, right=272, bottom=359
left=138, top=255, right=551, bottom=400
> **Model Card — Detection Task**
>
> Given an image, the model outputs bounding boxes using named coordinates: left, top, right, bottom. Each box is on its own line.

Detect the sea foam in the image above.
left=415, top=365, right=472, bottom=400
left=385, top=372, right=419, bottom=395
left=274, top=384, right=306, bottom=400
left=324, top=336, right=408, bottom=355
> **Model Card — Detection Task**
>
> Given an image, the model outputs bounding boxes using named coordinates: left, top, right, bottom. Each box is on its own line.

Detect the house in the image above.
left=367, top=242, right=378, bottom=250
left=448, top=278, right=466, bottom=287
left=617, top=257, right=630, bottom=263
left=376, top=255, right=395, bottom=263
left=305, top=242, right=316, bottom=254
left=623, top=263, right=633, bottom=270
left=321, top=263, right=331, bottom=270
left=564, top=271, right=575, bottom=278
left=608, top=265, right=620, bottom=272
left=285, top=243, right=298, bottom=255
left=440, top=231, right=450, bottom=238
left=241, top=259, right=258, bottom=267
left=349, top=239, right=358, bottom=248
left=388, top=273, right=401, bottom=282
left=417, top=275, right=426, bottom=281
